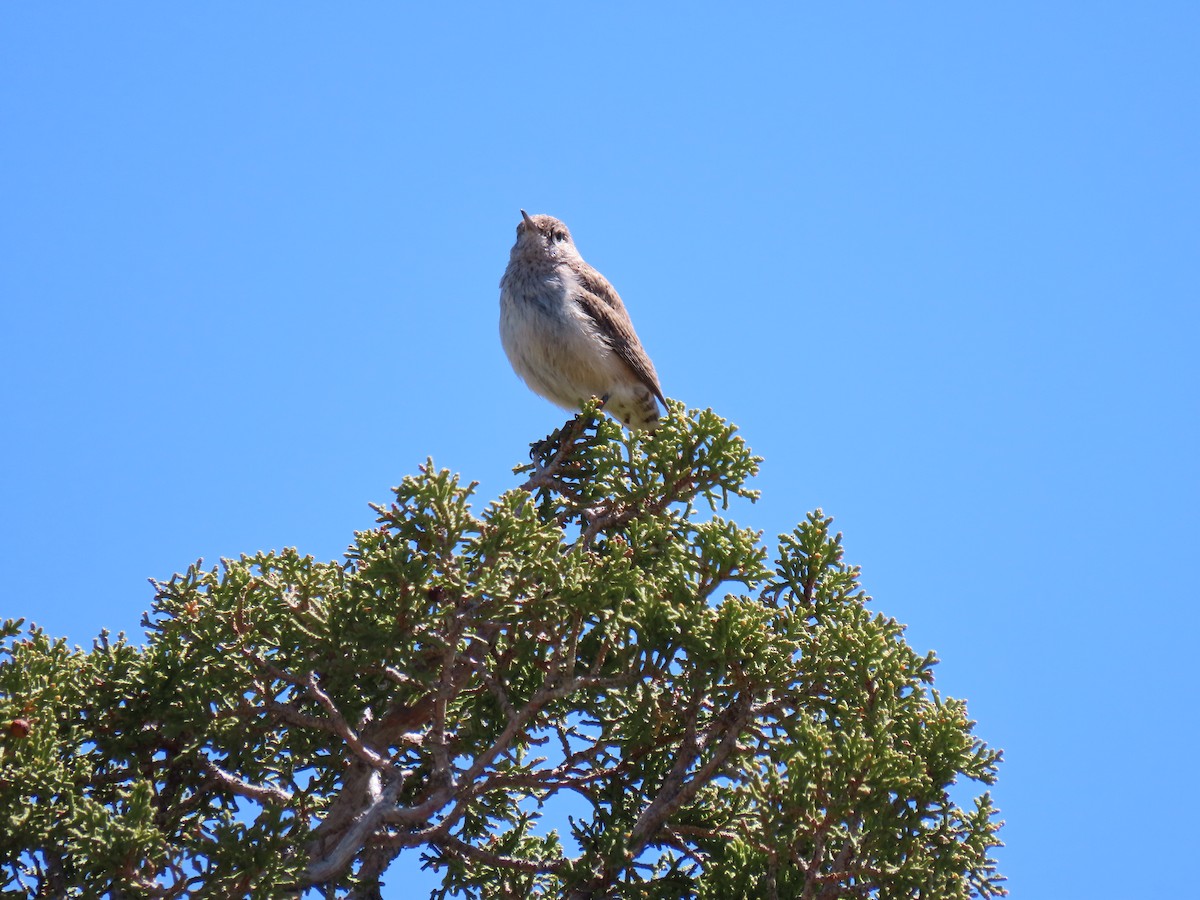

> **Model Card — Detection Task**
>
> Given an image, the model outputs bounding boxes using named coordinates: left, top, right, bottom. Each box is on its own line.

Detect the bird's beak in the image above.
left=520, top=209, right=536, bottom=230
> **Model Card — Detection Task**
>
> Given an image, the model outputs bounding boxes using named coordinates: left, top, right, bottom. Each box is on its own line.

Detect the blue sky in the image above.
left=2, top=4, right=1197, bottom=896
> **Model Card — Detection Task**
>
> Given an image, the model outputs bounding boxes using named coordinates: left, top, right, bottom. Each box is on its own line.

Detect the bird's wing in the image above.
left=574, top=269, right=667, bottom=407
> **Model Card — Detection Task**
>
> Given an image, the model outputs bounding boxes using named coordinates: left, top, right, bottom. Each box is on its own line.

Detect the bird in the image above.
left=499, top=210, right=666, bottom=430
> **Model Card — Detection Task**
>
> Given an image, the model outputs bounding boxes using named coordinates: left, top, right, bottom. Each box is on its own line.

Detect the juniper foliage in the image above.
left=0, top=403, right=1004, bottom=898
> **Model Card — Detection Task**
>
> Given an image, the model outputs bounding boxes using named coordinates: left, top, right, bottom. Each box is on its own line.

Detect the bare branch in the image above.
left=629, top=689, right=756, bottom=851
left=302, top=672, right=394, bottom=771
left=199, top=754, right=293, bottom=806
left=432, top=833, right=566, bottom=876
left=305, top=769, right=407, bottom=884
left=254, top=697, right=336, bottom=733
left=518, top=412, right=596, bottom=496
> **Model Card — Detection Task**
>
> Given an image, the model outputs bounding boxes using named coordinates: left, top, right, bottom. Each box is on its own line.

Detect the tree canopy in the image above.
left=0, top=403, right=1004, bottom=898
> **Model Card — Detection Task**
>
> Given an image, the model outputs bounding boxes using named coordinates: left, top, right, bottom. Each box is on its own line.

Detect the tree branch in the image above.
left=305, top=769, right=407, bottom=884
left=199, top=753, right=293, bottom=806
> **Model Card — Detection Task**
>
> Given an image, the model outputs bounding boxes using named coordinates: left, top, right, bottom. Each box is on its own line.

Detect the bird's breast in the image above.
left=499, top=264, right=620, bottom=408
left=501, top=265, right=572, bottom=317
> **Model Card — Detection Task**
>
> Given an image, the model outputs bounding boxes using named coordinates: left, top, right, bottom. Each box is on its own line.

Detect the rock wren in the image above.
left=499, top=210, right=667, bottom=430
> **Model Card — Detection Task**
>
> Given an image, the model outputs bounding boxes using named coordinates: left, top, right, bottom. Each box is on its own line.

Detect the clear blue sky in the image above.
left=3, top=4, right=1197, bottom=896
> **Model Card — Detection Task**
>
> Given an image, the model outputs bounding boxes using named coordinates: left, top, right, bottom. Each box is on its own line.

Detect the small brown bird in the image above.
left=499, top=211, right=666, bottom=430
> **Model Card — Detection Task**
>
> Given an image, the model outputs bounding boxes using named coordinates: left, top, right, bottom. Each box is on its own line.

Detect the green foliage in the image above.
left=0, top=403, right=1003, bottom=898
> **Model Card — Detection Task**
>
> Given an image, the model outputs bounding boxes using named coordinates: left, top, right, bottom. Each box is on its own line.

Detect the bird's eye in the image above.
left=553, top=231, right=567, bottom=243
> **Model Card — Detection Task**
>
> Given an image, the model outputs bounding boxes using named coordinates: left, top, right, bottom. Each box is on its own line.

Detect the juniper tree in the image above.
left=0, top=403, right=1004, bottom=898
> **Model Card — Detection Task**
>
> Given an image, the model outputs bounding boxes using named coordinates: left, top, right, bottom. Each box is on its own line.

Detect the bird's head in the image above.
left=513, top=210, right=579, bottom=261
